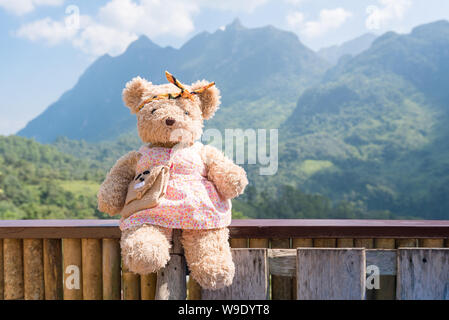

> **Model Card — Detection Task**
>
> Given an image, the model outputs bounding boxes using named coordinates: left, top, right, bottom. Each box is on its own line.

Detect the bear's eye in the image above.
left=184, top=111, right=189, bottom=115
left=151, top=108, right=157, bottom=114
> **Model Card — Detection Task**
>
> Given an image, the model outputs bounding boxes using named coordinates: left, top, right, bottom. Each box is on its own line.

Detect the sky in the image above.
left=1, top=0, right=449, bottom=135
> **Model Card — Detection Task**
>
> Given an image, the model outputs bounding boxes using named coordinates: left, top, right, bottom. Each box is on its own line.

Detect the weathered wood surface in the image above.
left=373, top=238, right=396, bottom=300
left=202, top=249, right=268, bottom=300
left=62, top=238, right=83, bottom=300
left=271, top=238, right=292, bottom=300
left=296, top=248, right=366, bottom=300
left=122, top=270, right=140, bottom=300
left=420, top=238, right=444, bottom=247
left=102, top=239, right=121, bottom=300
left=81, top=239, right=102, bottom=300
left=230, top=238, right=248, bottom=248
left=43, top=239, right=63, bottom=300
left=337, top=238, right=354, bottom=247
left=141, top=273, right=157, bottom=300
left=313, top=238, right=336, bottom=247
left=3, top=239, right=23, bottom=300
left=155, top=229, right=186, bottom=300
left=268, top=249, right=296, bottom=277
left=397, top=238, right=417, bottom=247
left=365, top=249, right=396, bottom=276
left=0, top=239, right=3, bottom=300
left=155, top=254, right=186, bottom=300
left=397, top=248, right=449, bottom=300
left=23, top=239, right=44, bottom=300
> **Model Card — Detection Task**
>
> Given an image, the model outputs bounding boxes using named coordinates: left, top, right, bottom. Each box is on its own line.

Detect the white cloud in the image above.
left=16, top=16, right=77, bottom=45
left=15, top=0, right=199, bottom=57
left=287, top=11, right=304, bottom=29
left=366, top=0, right=412, bottom=30
left=0, top=0, right=63, bottom=15
left=198, top=0, right=268, bottom=13
left=288, top=8, right=352, bottom=38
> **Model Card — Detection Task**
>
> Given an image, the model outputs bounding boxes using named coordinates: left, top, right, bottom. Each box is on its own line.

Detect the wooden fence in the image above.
left=0, top=219, right=448, bottom=300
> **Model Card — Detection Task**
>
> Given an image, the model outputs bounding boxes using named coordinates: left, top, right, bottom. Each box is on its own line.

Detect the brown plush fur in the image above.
left=182, top=228, right=234, bottom=290
left=121, top=224, right=172, bottom=274
left=97, top=74, right=248, bottom=289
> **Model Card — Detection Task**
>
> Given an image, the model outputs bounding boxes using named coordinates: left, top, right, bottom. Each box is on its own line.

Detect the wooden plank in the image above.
left=202, top=249, right=268, bottom=300
left=62, top=239, right=83, bottom=300
left=354, top=239, right=374, bottom=248
left=3, top=239, right=23, bottom=300
left=396, top=238, right=417, bottom=247
left=249, top=238, right=269, bottom=248
left=267, top=249, right=396, bottom=277
left=271, top=238, right=292, bottom=300
left=23, top=239, right=44, bottom=300
left=122, top=271, right=140, bottom=300
left=292, top=238, right=313, bottom=248
left=314, top=238, right=336, bottom=247
left=230, top=238, right=248, bottom=248
left=397, top=248, right=449, bottom=300
left=43, top=239, right=63, bottom=300
left=102, top=239, right=121, bottom=300
left=0, top=239, right=3, bottom=300
left=2, top=219, right=449, bottom=239
left=141, top=273, right=157, bottom=300
left=373, top=238, right=396, bottom=300
left=292, top=238, right=313, bottom=299
left=296, top=248, right=366, bottom=300
left=82, top=239, right=102, bottom=300
left=187, top=277, right=201, bottom=300
left=365, top=250, right=396, bottom=276
left=337, top=238, right=354, bottom=247
left=155, top=229, right=186, bottom=300
left=268, top=249, right=296, bottom=277
left=420, top=238, right=444, bottom=248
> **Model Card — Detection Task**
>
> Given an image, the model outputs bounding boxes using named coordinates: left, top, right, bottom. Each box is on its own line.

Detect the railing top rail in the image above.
left=0, top=219, right=448, bottom=239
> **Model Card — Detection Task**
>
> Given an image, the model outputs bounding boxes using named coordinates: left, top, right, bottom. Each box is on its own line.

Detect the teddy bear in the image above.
left=97, top=71, right=248, bottom=290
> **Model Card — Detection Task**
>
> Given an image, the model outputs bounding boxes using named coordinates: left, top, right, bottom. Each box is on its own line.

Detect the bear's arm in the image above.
left=97, top=151, right=141, bottom=216
left=201, top=144, right=248, bottom=200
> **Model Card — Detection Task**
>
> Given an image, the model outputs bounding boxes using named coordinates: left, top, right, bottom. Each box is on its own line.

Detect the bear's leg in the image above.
left=182, top=228, right=235, bottom=290
left=121, top=224, right=172, bottom=275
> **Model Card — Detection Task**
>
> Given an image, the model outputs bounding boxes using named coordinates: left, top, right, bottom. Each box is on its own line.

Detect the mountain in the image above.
left=18, top=19, right=328, bottom=143
left=275, top=20, right=449, bottom=219
left=317, top=33, right=377, bottom=65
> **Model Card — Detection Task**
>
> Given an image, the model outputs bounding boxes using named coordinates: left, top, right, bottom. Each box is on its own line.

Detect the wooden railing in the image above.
left=0, top=219, right=448, bottom=300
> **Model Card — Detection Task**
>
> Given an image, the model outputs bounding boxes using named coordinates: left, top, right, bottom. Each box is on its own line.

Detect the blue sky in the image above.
left=1, top=0, right=448, bottom=135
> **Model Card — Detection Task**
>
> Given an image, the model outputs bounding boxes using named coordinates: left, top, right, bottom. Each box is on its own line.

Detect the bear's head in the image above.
left=122, top=72, right=220, bottom=147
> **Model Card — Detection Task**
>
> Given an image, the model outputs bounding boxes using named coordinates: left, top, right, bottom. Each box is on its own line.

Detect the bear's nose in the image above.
left=165, top=118, right=175, bottom=126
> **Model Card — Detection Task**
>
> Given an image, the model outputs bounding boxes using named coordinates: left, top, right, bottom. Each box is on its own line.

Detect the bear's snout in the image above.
left=165, top=118, right=176, bottom=126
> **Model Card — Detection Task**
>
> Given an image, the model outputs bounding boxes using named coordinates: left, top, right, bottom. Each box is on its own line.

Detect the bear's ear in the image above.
left=122, top=76, right=152, bottom=114
left=191, top=80, right=221, bottom=120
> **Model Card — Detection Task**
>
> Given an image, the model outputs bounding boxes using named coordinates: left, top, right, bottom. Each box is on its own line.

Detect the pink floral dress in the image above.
left=119, top=142, right=232, bottom=231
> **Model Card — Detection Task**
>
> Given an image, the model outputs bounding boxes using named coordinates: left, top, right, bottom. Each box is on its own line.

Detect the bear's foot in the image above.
left=182, top=228, right=235, bottom=290
left=121, top=224, right=172, bottom=275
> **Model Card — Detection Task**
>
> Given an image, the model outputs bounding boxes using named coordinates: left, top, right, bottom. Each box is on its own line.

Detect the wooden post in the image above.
left=397, top=248, right=449, bottom=299
left=3, top=239, right=23, bottom=300
left=62, top=239, right=83, bottom=300
left=155, top=229, right=186, bottom=300
left=102, top=239, right=121, bottom=300
left=141, top=274, right=157, bottom=300
left=82, top=239, right=102, bottom=300
left=122, top=264, right=140, bottom=300
left=202, top=249, right=268, bottom=300
left=296, top=248, right=366, bottom=300
left=373, top=238, right=396, bottom=300
left=23, top=239, right=44, bottom=300
left=43, top=239, right=63, bottom=300
left=0, top=239, right=4, bottom=300
left=271, top=238, right=292, bottom=300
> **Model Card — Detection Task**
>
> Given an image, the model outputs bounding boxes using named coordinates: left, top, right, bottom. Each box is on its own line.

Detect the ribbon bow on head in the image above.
left=137, top=71, right=215, bottom=112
